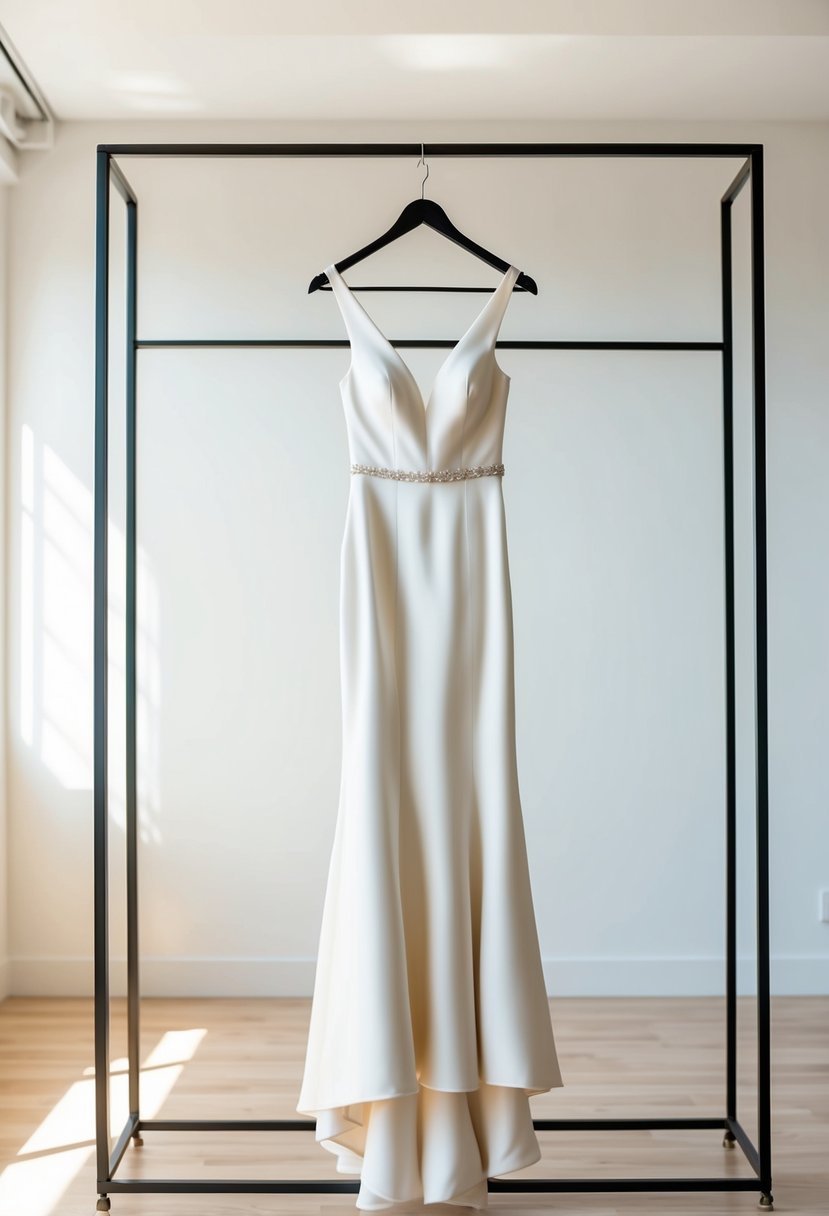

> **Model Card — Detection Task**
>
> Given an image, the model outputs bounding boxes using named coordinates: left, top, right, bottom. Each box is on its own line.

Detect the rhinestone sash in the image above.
left=351, top=462, right=504, bottom=483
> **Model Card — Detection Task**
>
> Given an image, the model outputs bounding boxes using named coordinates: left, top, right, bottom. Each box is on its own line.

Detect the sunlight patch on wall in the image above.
left=16, top=422, right=163, bottom=863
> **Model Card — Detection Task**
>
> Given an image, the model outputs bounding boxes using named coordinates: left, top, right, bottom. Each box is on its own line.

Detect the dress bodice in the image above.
left=325, top=262, right=520, bottom=475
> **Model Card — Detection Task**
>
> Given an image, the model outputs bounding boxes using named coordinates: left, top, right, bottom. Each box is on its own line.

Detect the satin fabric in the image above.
left=296, top=262, right=564, bottom=1210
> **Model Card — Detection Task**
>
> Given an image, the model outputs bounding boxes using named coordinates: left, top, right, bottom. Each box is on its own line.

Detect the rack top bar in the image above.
left=97, top=141, right=761, bottom=158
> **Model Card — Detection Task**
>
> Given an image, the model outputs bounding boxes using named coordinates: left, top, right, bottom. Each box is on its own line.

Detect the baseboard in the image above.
left=5, top=954, right=827, bottom=997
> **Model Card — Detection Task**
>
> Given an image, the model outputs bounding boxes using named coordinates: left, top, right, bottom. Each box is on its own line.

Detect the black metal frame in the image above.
left=93, top=141, right=772, bottom=1211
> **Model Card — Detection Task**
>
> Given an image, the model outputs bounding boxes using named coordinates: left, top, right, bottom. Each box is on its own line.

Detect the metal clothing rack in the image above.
left=93, top=141, right=772, bottom=1212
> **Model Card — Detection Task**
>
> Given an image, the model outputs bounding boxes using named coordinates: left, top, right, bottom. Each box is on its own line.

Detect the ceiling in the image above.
left=2, top=0, right=829, bottom=124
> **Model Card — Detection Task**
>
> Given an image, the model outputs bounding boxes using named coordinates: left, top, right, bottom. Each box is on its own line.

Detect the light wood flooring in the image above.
left=0, top=994, right=825, bottom=1215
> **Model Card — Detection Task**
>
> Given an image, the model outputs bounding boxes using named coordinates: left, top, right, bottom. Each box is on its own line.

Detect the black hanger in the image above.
left=308, top=145, right=537, bottom=297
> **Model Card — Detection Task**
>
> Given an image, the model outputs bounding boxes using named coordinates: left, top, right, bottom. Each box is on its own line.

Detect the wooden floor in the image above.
left=0, top=994, right=825, bottom=1215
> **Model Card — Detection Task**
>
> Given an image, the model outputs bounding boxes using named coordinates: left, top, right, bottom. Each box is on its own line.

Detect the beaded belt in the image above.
left=351, top=462, right=504, bottom=483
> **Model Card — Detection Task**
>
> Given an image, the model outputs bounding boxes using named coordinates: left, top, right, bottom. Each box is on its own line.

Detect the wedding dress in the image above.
left=296, top=261, right=564, bottom=1210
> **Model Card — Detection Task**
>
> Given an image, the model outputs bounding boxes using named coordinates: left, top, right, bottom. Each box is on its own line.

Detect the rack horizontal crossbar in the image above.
left=103, top=1179, right=766, bottom=1196
left=139, top=338, right=725, bottom=351
left=139, top=1115, right=737, bottom=1131
left=99, top=140, right=761, bottom=158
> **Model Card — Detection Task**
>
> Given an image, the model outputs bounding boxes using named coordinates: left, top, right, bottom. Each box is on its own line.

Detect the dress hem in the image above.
left=296, top=1077, right=556, bottom=1210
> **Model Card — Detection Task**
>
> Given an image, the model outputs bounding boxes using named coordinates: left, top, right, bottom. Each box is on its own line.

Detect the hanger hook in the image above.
left=417, top=142, right=429, bottom=200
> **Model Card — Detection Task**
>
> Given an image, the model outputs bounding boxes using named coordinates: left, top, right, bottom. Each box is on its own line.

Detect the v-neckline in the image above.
left=328, top=262, right=517, bottom=418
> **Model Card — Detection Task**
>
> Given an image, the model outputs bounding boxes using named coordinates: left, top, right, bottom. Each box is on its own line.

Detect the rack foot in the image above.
left=722, top=1131, right=736, bottom=1149
left=131, top=1133, right=143, bottom=1146
left=96, top=1198, right=110, bottom=1213
left=759, top=1193, right=774, bottom=1209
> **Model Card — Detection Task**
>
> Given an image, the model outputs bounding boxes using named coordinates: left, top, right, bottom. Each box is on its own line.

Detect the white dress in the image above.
left=296, top=261, right=564, bottom=1210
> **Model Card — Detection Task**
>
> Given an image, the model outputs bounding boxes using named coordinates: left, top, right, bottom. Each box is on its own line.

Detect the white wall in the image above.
left=5, top=117, right=828, bottom=998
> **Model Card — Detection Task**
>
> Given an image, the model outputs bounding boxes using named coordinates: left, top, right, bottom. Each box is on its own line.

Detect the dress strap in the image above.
left=325, top=262, right=365, bottom=347
left=480, top=264, right=521, bottom=346
left=325, top=262, right=346, bottom=308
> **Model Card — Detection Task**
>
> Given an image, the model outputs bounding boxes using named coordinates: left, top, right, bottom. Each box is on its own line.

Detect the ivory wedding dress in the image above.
left=296, top=261, right=564, bottom=1210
